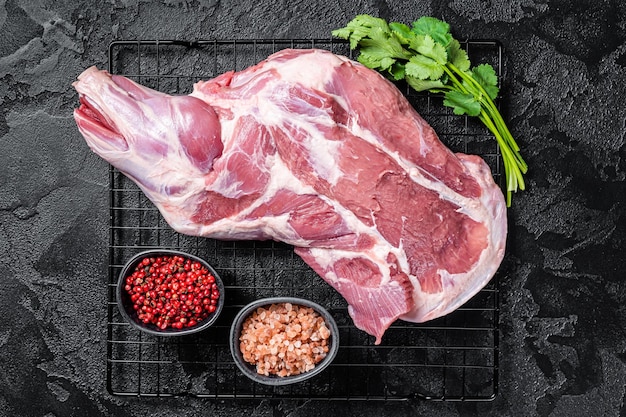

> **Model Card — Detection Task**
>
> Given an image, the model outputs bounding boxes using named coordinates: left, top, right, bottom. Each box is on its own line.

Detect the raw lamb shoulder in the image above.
left=73, top=48, right=507, bottom=344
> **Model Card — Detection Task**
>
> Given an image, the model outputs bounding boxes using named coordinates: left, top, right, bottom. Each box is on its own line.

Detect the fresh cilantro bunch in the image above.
left=332, top=15, right=527, bottom=206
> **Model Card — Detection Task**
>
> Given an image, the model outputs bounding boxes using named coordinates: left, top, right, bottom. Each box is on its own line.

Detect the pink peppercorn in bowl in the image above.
left=229, top=297, right=339, bottom=386
left=116, top=249, right=225, bottom=336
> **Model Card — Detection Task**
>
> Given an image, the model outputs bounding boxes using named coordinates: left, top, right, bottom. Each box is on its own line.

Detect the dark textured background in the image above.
left=1, top=0, right=625, bottom=416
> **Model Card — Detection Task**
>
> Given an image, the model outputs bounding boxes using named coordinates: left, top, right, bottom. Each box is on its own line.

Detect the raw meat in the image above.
left=73, top=48, right=507, bottom=344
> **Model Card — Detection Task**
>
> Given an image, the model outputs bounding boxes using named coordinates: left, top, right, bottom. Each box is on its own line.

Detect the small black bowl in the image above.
left=229, top=297, right=339, bottom=385
left=116, top=249, right=225, bottom=336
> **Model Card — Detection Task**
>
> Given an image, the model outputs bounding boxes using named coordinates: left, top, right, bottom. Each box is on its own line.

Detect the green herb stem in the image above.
left=442, top=65, right=468, bottom=95
left=448, top=61, right=528, bottom=198
left=450, top=62, right=527, bottom=166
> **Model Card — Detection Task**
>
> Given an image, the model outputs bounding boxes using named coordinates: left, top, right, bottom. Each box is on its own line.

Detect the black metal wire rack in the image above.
left=106, top=38, right=503, bottom=401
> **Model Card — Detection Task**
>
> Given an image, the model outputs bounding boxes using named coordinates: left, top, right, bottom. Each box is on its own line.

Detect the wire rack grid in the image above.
left=106, top=38, right=503, bottom=401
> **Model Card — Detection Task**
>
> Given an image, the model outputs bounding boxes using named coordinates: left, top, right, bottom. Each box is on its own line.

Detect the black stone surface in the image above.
left=1, top=0, right=625, bottom=416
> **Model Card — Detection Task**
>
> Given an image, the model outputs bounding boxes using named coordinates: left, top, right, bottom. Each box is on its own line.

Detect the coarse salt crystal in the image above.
left=239, top=302, right=332, bottom=377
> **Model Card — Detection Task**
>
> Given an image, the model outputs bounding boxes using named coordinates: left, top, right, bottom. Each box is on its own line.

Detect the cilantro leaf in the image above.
left=405, top=54, right=444, bottom=80
left=389, top=61, right=406, bottom=80
left=357, top=27, right=410, bottom=70
left=405, top=76, right=446, bottom=92
left=411, top=16, right=452, bottom=47
left=357, top=50, right=394, bottom=71
left=331, top=27, right=352, bottom=41
left=389, top=22, right=414, bottom=44
left=331, top=14, right=391, bottom=49
left=447, top=39, right=470, bottom=72
left=408, top=34, right=448, bottom=65
left=472, top=64, right=499, bottom=99
left=364, top=28, right=410, bottom=58
left=444, top=91, right=481, bottom=116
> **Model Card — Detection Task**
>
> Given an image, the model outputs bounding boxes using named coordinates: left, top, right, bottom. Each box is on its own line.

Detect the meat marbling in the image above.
left=73, top=48, right=507, bottom=344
